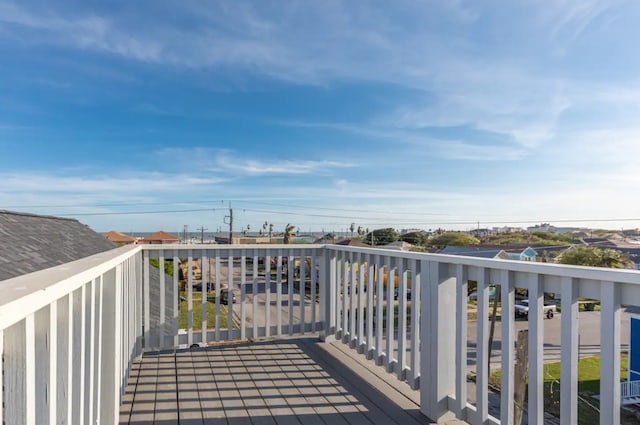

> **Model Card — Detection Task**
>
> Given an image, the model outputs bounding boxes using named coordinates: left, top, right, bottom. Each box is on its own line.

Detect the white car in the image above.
left=514, top=299, right=556, bottom=319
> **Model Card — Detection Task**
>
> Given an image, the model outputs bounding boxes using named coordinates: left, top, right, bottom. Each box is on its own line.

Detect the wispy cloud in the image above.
left=543, top=0, right=616, bottom=45
left=156, top=148, right=356, bottom=176
left=0, top=172, right=223, bottom=194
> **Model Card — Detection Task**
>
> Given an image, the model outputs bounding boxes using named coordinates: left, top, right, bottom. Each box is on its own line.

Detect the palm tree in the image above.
left=283, top=223, right=296, bottom=244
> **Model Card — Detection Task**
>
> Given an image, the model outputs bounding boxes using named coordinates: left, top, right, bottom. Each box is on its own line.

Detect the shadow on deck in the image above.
left=119, top=337, right=426, bottom=425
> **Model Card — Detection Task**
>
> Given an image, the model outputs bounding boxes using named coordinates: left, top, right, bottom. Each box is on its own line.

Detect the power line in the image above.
left=55, top=208, right=217, bottom=216
left=48, top=205, right=640, bottom=227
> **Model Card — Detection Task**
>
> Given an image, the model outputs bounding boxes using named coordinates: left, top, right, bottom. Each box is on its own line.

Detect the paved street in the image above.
left=466, top=310, right=630, bottom=370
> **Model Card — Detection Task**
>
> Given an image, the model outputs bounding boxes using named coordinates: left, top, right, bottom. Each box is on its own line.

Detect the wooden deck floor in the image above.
left=119, top=337, right=427, bottom=425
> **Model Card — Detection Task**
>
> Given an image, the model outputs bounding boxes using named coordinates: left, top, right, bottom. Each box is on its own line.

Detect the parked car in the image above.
left=514, top=299, right=556, bottom=319
left=220, top=288, right=236, bottom=305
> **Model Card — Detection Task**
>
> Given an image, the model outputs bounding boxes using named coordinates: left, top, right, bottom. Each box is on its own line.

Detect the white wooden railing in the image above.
left=621, top=380, right=640, bottom=404
left=0, top=245, right=142, bottom=425
left=2, top=243, right=640, bottom=424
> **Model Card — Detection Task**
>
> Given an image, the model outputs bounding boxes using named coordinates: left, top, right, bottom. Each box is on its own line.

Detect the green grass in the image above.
left=178, top=291, right=231, bottom=330
left=490, top=355, right=636, bottom=425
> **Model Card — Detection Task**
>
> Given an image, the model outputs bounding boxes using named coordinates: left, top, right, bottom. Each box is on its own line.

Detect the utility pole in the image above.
left=197, top=226, right=208, bottom=243
left=183, top=224, right=189, bottom=244
left=224, top=208, right=234, bottom=244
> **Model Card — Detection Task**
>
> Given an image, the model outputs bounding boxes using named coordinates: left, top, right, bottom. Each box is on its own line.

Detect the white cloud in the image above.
left=156, top=147, right=356, bottom=176
left=0, top=172, right=223, bottom=194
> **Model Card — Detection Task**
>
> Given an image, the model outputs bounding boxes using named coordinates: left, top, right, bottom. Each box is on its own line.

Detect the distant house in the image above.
left=383, top=241, right=414, bottom=251
left=625, top=307, right=640, bottom=383
left=334, top=239, right=371, bottom=248
left=581, top=238, right=618, bottom=248
left=141, top=230, right=180, bottom=244
left=0, top=210, right=116, bottom=281
left=103, top=230, right=138, bottom=245
left=508, top=246, right=538, bottom=262
left=470, top=228, right=491, bottom=239
left=438, top=245, right=512, bottom=260
left=314, top=233, right=337, bottom=244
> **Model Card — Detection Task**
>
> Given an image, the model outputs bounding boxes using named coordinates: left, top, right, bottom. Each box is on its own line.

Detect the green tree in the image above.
left=363, top=228, right=399, bottom=245
left=400, top=231, right=428, bottom=246
left=427, top=232, right=480, bottom=249
left=556, top=246, right=632, bottom=268
left=283, top=223, right=296, bottom=244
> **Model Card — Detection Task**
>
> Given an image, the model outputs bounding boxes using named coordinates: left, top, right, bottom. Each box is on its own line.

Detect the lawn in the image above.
left=178, top=291, right=231, bottom=330
left=489, top=354, right=636, bottom=424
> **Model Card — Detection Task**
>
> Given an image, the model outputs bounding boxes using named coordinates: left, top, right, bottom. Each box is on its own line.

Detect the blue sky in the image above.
left=1, top=0, right=640, bottom=233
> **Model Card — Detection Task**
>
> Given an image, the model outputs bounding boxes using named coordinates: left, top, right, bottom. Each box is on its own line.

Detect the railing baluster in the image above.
left=357, top=252, right=365, bottom=352
left=265, top=253, right=271, bottom=338
left=143, top=250, right=150, bottom=348
left=397, top=258, right=407, bottom=381
left=88, top=279, right=96, bottom=423
left=252, top=254, right=258, bottom=339
left=375, top=255, right=384, bottom=364
left=500, top=270, right=515, bottom=425
left=240, top=250, right=247, bottom=340
left=301, top=249, right=307, bottom=333
left=276, top=251, right=283, bottom=336
left=409, top=259, right=420, bottom=390
left=49, top=299, right=58, bottom=423
left=385, top=256, right=395, bottom=373
left=560, top=277, right=578, bottom=424
left=67, top=292, right=74, bottom=425
left=172, top=252, right=179, bottom=348
left=215, top=251, right=221, bottom=342
left=476, top=267, right=490, bottom=422
left=600, top=280, right=621, bottom=425
left=347, top=252, right=359, bottom=348
left=288, top=250, right=295, bottom=335
left=95, top=275, right=103, bottom=420
left=349, top=251, right=357, bottom=346
left=311, top=252, right=317, bottom=333
left=342, top=251, right=349, bottom=341
left=366, top=254, right=375, bottom=358
left=528, top=273, right=544, bottom=425
left=455, top=264, right=468, bottom=416
left=0, top=329, right=3, bottom=421
left=187, top=250, right=193, bottom=346
left=79, top=283, right=87, bottom=419
left=228, top=252, right=235, bottom=339
left=334, top=252, right=341, bottom=338
left=201, top=250, right=208, bottom=344
left=159, top=251, right=166, bottom=347
left=26, top=313, right=36, bottom=425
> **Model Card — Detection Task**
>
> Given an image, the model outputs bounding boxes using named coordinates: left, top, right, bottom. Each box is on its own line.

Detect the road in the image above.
left=204, top=257, right=317, bottom=331
left=466, top=310, right=630, bottom=370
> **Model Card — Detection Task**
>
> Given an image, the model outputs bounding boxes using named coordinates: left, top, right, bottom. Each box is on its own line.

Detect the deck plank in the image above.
left=120, top=359, right=141, bottom=424
left=177, top=350, right=205, bottom=424
left=154, top=352, right=180, bottom=423
left=120, top=338, right=428, bottom=425
left=128, top=354, right=158, bottom=425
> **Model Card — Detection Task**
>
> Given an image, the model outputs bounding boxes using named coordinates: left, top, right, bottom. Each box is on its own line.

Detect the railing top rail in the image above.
left=0, top=244, right=140, bottom=331
left=325, top=244, right=640, bottom=284
left=140, top=243, right=326, bottom=251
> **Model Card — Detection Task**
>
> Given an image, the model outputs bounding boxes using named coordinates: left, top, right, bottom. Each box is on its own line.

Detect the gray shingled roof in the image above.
left=0, top=210, right=116, bottom=281
left=438, top=245, right=511, bottom=259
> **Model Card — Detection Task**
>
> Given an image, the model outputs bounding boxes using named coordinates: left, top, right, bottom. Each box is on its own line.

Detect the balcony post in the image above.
left=319, top=247, right=336, bottom=341
left=420, top=260, right=458, bottom=423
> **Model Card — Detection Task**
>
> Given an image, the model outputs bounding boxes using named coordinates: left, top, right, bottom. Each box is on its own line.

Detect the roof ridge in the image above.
left=0, top=209, right=79, bottom=222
